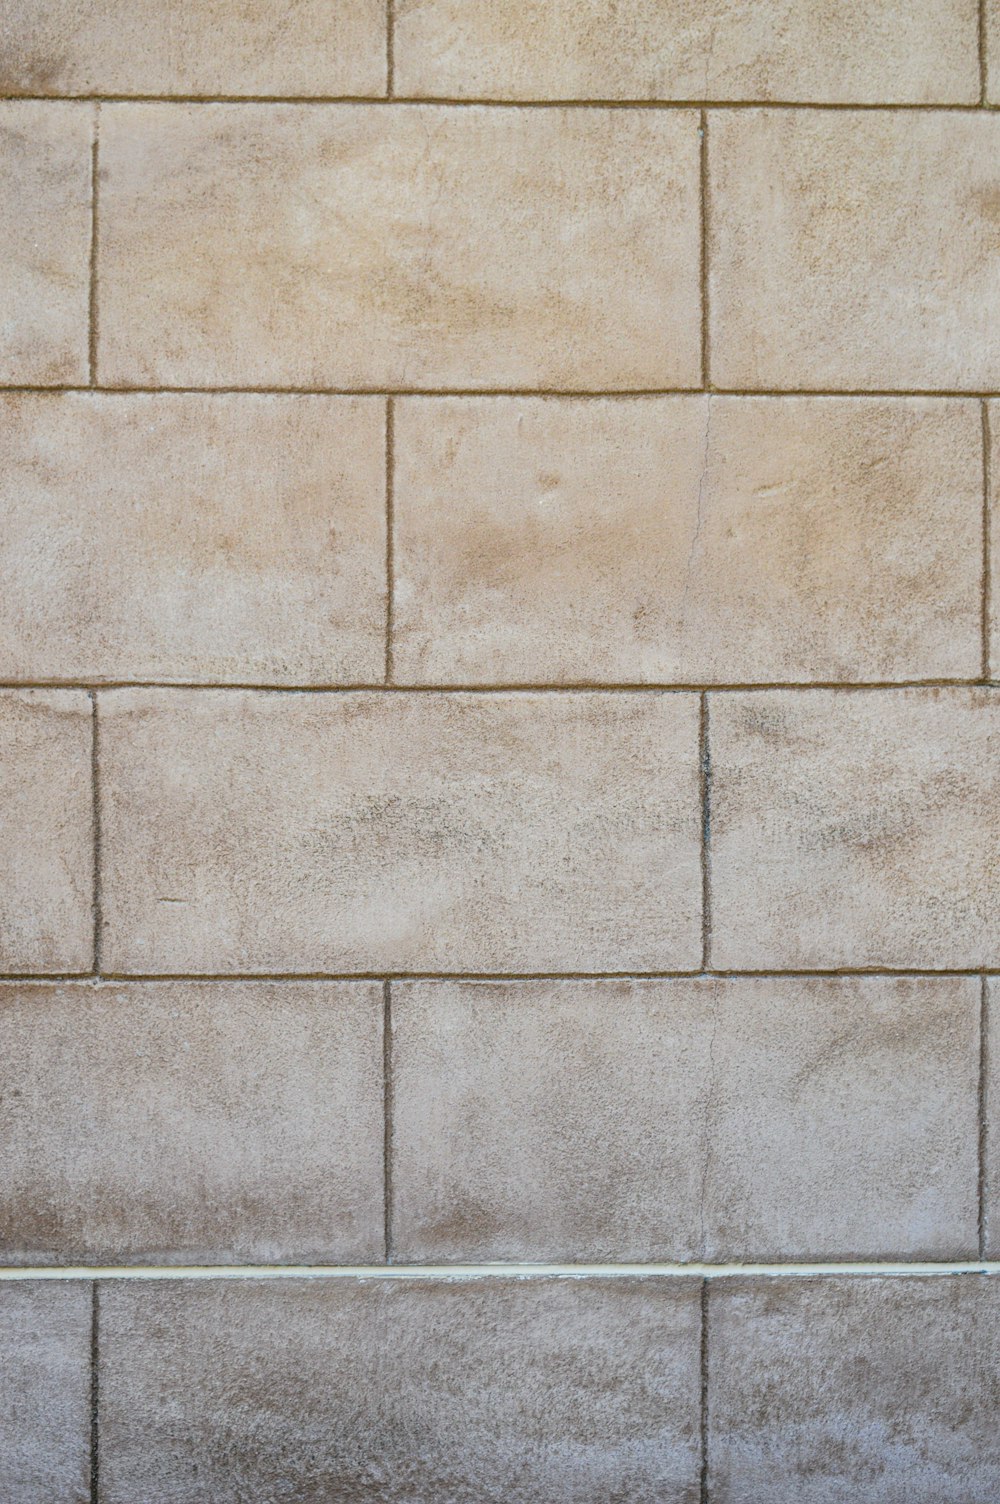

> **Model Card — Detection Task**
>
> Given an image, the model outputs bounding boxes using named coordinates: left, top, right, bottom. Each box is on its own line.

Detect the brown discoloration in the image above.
left=0, top=1283, right=90, bottom=1503
left=96, top=104, right=701, bottom=389
left=97, top=688, right=702, bottom=973
left=0, top=689, right=93, bottom=974
left=0, top=980, right=384, bottom=1264
left=392, top=396, right=981, bottom=684
left=711, top=111, right=1000, bottom=390
left=709, top=1276, right=1000, bottom=1501
left=711, top=688, right=1000, bottom=969
left=391, top=976, right=979, bottom=1262
left=98, top=1277, right=702, bottom=1502
left=0, top=0, right=386, bottom=96
left=0, top=393, right=386, bottom=684
left=395, top=0, right=978, bottom=103
left=0, top=101, right=91, bottom=385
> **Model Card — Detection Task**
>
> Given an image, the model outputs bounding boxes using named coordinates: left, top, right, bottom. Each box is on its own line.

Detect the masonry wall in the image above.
left=2, top=2, right=1000, bottom=1500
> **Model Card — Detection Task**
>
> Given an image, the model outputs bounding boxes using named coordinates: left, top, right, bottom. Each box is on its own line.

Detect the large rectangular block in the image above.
left=0, top=1283, right=90, bottom=1504
left=710, top=689, right=1000, bottom=969
left=98, top=1277, right=702, bottom=1503
left=395, top=0, right=979, bottom=104
left=99, top=689, right=701, bottom=973
left=708, top=1276, right=1000, bottom=1502
left=0, top=980, right=383, bottom=1264
left=0, top=0, right=386, bottom=97
left=0, top=393, right=386, bottom=684
left=709, top=111, right=1000, bottom=390
left=0, top=102, right=91, bottom=385
left=97, top=104, right=701, bottom=390
left=393, top=396, right=981, bottom=684
left=391, top=976, right=978, bottom=1262
left=0, top=690, right=93, bottom=974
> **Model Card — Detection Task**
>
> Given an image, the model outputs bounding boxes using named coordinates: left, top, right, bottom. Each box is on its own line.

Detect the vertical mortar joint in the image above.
left=386, top=0, right=396, bottom=98
left=699, top=1277, right=710, bottom=1504
left=90, top=1281, right=100, bottom=1504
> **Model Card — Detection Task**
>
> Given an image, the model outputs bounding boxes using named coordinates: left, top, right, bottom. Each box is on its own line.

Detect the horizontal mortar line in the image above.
left=1, top=1261, right=998, bottom=1282
left=3, top=679, right=996, bottom=695
left=2, top=94, right=997, bottom=111
left=1, top=969, right=994, bottom=985
left=1, top=385, right=998, bottom=400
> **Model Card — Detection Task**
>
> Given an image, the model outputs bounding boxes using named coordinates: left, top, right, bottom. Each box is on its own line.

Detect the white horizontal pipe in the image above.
left=0, top=1261, right=997, bottom=1282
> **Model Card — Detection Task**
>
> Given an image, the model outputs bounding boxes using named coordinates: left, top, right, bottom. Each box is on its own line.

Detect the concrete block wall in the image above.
left=1, top=1, right=999, bottom=1498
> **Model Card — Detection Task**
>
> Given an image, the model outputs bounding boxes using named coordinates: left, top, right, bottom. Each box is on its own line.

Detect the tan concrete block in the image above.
left=710, top=689, right=1000, bottom=969
left=391, top=976, right=979, bottom=1262
left=0, top=1283, right=90, bottom=1504
left=0, top=690, right=93, bottom=973
left=0, top=0, right=386, bottom=97
left=0, top=980, right=383, bottom=1263
left=98, top=1277, right=702, bottom=1502
left=0, top=393, right=386, bottom=684
left=710, top=111, right=1000, bottom=391
left=99, top=689, right=701, bottom=973
left=97, top=104, right=701, bottom=390
left=395, top=0, right=979, bottom=104
left=0, top=102, right=91, bottom=385
left=393, top=396, right=981, bottom=685
left=709, top=1276, right=1000, bottom=1502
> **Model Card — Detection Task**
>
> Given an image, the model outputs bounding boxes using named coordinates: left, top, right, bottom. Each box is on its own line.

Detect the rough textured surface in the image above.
left=0, top=393, right=386, bottom=684
left=391, top=976, right=979, bottom=1262
left=98, top=689, right=701, bottom=973
left=989, top=401, right=1000, bottom=680
left=393, top=395, right=981, bottom=684
left=987, top=978, right=999, bottom=1258
left=1, top=3, right=997, bottom=1492
left=98, top=1277, right=702, bottom=1503
left=0, top=980, right=383, bottom=1263
left=96, top=104, right=701, bottom=390
left=0, top=0, right=387, bottom=96
left=0, top=690, right=93, bottom=973
left=710, top=689, right=1000, bottom=969
left=709, top=111, right=1000, bottom=391
left=395, top=0, right=979, bottom=103
left=0, top=1282, right=90, bottom=1504
left=0, top=101, right=91, bottom=385
left=709, top=1276, right=1000, bottom=1502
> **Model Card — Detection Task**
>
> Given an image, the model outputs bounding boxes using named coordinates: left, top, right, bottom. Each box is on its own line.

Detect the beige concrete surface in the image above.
left=393, top=395, right=982, bottom=684
left=97, top=688, right=702, bottom=973
left=394, top=0, right=979, bottom=102
left=0, top=690, right=93, bottom=973
left=97, top=1277, right=702, bottom=1502
left=96, top=104, right=701, bottom=390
